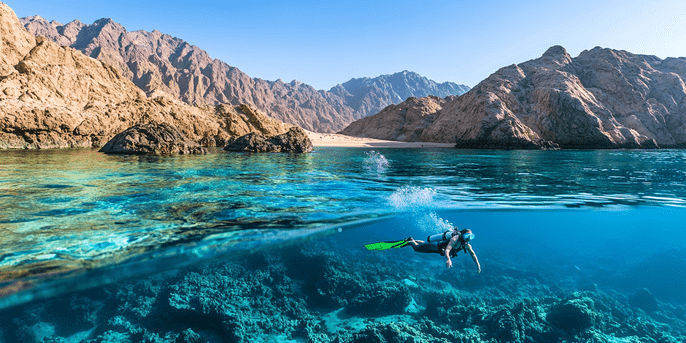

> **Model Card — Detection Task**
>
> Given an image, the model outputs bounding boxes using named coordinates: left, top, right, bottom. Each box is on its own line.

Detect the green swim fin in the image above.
left=365, top=238, right=410, bottom=251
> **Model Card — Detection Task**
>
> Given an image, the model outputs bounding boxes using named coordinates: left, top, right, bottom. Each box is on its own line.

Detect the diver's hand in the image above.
left=446, top=259, right=452, bottom=269
left=477, top=265, right=481, bottom=273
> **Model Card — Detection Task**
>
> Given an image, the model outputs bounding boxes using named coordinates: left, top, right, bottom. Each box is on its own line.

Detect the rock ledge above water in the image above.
left=224, top=127, right=313, bottom=153
left=99, top=122, right=206, bottom=155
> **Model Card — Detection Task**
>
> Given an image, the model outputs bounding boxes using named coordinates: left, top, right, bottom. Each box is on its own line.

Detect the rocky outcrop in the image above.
left=224, top=127, right=313, bottom=153
left=342, top=45, right=686, bottom=149
left=0, top=3, right=290, bottom=149
left=99, top=122, right=206, bottom=155
left=20, top=16, right=469, bottom=132
left=340, top=95, right=453, bottom=141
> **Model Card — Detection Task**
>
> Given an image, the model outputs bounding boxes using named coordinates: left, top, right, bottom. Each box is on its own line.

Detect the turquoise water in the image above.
left=0, top=148, right=686, bottom=302
left=1, top=147, right=686, bottom=341
left=1, top=148, right=686, bottom=308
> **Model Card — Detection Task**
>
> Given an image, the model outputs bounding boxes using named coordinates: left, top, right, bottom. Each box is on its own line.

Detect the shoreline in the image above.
left=306, top=131, right=454, bottom=148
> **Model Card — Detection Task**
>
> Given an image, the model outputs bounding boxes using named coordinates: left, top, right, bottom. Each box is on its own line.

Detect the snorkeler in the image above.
left=366, top=228, right=481, bottom=271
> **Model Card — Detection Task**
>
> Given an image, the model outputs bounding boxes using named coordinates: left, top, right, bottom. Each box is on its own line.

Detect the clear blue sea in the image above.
left=1, top=147, right=685, bottom=342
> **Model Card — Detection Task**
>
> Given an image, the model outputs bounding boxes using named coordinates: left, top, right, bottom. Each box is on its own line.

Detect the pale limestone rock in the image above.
left=0, top=3, right=35, bottom=75
left=340, top=96, right=451, bottom=141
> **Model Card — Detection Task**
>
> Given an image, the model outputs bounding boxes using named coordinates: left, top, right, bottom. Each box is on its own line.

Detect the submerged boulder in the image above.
left=546, top=297, right=597, bottom=331
left=629, top=288, right=659, bottom=312
left=224, top=127, right=313, bottom=153
left=99, top=122, right=206, bottom=155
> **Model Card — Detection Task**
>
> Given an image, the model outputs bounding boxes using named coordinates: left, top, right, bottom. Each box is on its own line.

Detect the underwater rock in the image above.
left=350, top=322, right=444, bottom=343
left=615, top=248, right=686, bottom=303
left=629, top=288, right=659, bottom=313
left=99, top=122, right=206, bottom=155
left=175, top=328, right=201, bottom=343
left=2, top=243, right=686, bottom=343
left=546, top=297, right=597, bottom=332
left=223, top=127, right=313, bottom=153
left=346, top=281, right=412, bottom=317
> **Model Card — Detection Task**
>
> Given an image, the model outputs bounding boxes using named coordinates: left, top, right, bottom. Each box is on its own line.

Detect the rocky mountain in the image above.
left=0, top=3, right=289, bottom=149
left=343, top=46, right=686, bottom=149
left=328, top=70, right=469, bottom=119
left=20, top=16, right=469, bottom=133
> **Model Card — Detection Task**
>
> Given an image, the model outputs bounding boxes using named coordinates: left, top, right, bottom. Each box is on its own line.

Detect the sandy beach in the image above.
left=306, top=131, right=454, bottom=148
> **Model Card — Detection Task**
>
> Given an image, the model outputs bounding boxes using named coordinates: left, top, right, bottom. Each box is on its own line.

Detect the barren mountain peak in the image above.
left=344, top=45, right=686, bottom=149
left=20, top=11, right=469, bottom=133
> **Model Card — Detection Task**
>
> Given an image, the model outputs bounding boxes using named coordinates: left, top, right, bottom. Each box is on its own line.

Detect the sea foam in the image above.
left=363, top=150, right=389, bottom=174
left=388, top=186, right=437, bottom=210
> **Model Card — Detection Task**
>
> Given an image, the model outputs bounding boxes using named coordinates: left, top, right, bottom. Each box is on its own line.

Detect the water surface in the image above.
left=1, top=147, right=685, bottom=308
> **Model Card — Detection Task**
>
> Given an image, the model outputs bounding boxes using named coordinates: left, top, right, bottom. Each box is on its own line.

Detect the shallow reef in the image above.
left=0, top=241, right=685, bottom=343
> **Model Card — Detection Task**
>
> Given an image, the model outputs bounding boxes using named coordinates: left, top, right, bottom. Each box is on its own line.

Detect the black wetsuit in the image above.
left=414, top=238, right=465, bottom=257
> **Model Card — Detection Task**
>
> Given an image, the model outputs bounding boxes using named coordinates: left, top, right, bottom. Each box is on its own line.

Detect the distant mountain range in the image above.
left=342, top=45, right=686, bottom=149
left=20, top=16, right=470, bottom=133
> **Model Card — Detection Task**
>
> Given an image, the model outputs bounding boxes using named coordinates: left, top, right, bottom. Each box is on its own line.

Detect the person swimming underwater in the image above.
left=404, top=228, right=481, bottom=271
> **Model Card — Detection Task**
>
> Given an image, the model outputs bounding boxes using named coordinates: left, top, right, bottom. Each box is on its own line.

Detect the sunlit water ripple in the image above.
left=1, top=147, right=685, bottom=307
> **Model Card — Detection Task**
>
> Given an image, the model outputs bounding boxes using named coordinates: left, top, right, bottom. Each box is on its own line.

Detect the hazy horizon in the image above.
left=7, top=0, right=686, bottom=90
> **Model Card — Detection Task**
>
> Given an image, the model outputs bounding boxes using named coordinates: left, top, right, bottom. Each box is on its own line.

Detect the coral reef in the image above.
left=0, top=240, right=684, bottom=343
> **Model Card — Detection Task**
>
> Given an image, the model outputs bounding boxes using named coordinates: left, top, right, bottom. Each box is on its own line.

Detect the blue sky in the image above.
left=7, top=0, right=686, bottom=90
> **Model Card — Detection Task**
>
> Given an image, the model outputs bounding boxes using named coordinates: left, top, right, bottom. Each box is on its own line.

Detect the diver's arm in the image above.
left=444, top=235, right=459, bottom=269
left=466, top=244, right=481, bottom=273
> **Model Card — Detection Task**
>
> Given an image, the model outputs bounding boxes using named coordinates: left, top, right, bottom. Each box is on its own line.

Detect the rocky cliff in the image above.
left=0, top=3, right=289, bottom=149
left=20, top=16, right=469, bottom=133
left=343, top=46, right=686, bottom=149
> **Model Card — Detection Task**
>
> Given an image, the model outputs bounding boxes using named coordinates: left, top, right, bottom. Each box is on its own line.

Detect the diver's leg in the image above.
left=411, top=242, right=438, bottom=254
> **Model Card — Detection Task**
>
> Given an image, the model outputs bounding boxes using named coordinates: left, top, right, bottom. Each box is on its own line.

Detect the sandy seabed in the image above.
left=306, top=131, right=454, bottom=148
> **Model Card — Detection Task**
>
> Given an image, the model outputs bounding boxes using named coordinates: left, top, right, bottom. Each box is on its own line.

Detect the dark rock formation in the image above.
left=99, top=122, right=206, bottom=155
left=342, top=45, right=686, bottom=149
left=267, top=127, right=314, bottom=153
left=0, top=3, right=291, bottom=149
left=21, top=17, right=469, bottom=132
left=546, top=297, right=597, bottom=331
left=224, top=127, right=313, bottom=153
left=223, top=132, right=277, bottom=153
left=629, top=288, right=659, bottom=313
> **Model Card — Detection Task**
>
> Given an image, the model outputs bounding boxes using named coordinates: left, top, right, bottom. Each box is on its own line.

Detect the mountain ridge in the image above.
left=342, top=45, right=686, bottom=149
left=20, top=15, right=470, bottom=133
left=0, top=3, right=290, bottom=149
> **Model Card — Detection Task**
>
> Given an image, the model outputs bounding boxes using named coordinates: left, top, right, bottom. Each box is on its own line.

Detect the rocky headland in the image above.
left=342, top=46, right=686, bottom=149
left=0, top=3, right=290, bottom=150
left=20, top=16, right=470, bottom=132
